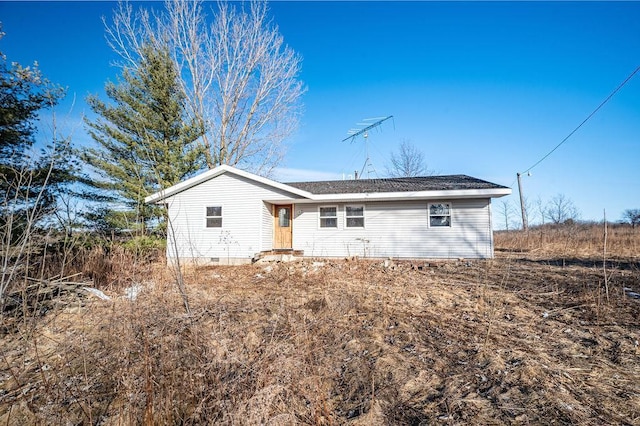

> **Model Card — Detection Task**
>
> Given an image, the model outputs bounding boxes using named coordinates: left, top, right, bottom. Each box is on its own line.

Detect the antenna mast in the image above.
left=342, top=115, right=393, bottom=179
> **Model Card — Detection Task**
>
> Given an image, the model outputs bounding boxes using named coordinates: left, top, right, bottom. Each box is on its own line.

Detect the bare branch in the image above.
left=544, top=194, right=580, bottom=225
left=386, top=139, right=432, bottom=178
left=621, top=208, right=640, bottom=228
left=103, top=0, right=305, bottom=175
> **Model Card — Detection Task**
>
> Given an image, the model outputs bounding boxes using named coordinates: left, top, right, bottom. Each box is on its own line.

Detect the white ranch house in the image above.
left=145, top=165, right=511, bottom=264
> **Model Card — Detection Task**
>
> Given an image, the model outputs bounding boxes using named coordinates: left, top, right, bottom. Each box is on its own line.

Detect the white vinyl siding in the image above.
left=163, top=169, right=496, bottom=261
left=261, top=202, right=274, bottom=252
left=293, top=199, right=493, bottom=259
left=165, top=172, right=299, bottom=262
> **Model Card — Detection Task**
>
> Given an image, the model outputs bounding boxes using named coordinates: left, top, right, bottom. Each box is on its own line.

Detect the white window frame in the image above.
left=345, top=205, right=365, bottom=228
left=428, top=202, right=452, bottom=227
left=205, top=205, right=223, bottom=228
left=318, top=205, right=338, bottom=229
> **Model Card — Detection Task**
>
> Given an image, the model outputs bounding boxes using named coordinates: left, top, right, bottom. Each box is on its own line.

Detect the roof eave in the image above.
left=145, top=164, right=313, bottom=204
left=266, top=187, right=512, bottom=204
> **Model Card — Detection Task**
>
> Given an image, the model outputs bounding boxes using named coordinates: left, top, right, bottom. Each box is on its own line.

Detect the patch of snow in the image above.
left=124, top=284, right=142, bottom=301
left=82, top=287, right=111, bottom=300
left=623, top=287, right=640, bottom=299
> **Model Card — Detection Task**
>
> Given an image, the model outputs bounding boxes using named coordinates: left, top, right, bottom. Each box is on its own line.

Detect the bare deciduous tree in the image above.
left=535, top=196, right=546, bottom=225
left=105, top=0, right=305, bottom=175
left=498, top=200, right=516, bottom=230
left=386, top=139, right=432, bottom=178
left=544, top=193, right=580, bottom=225
left=0, top=34, right=77, bottom=301
left=622, top=208, right=640, bottom=228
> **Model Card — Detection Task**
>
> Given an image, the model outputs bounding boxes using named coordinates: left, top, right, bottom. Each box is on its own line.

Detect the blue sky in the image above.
left=1, top=1, right=639, bottom=226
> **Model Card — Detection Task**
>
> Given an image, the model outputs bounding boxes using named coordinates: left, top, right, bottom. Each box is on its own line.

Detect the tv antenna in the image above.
left=342, top=115, right=394, bottom=179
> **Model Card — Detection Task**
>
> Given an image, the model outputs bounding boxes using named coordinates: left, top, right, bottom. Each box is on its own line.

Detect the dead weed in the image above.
left=1, top=252, right=639, bottom=425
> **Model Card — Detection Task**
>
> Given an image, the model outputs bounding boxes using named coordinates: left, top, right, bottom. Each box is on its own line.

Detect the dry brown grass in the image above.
left=1, top=227, right=639, bottom=425
left=495, top=223, right=639, bottom=260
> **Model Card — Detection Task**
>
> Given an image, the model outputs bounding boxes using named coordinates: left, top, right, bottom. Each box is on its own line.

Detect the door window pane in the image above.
left=278, top=207, right=290, bottom=227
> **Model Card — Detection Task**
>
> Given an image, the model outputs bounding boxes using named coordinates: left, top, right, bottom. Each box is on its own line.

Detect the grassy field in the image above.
left=1, top=225, right=639, bottom=425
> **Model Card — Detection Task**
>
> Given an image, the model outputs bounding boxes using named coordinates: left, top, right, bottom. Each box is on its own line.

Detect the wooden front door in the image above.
left=273, top=205, right=293, bottom=249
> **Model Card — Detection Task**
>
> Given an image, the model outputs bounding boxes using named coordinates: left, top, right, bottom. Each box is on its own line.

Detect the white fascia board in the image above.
left=266, top=187, right=512, bottom=204
left=145, top=164, right=313, bottom=204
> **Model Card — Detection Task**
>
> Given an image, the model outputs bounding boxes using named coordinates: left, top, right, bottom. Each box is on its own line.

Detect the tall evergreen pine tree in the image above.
left=83, top=44, right=203, bottom=234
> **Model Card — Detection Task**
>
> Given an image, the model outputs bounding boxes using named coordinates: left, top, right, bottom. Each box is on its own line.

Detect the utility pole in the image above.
left=517, top=172, right=528, bottom=231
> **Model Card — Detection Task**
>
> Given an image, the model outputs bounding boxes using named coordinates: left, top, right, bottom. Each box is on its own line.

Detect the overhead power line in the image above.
left=521, top=65, right=640, bottom=175
left=514, top=65, right=639, bottom=231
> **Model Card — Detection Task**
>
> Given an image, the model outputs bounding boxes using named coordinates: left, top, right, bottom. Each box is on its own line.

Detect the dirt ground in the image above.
left=1, top=249, right=639, bottom=424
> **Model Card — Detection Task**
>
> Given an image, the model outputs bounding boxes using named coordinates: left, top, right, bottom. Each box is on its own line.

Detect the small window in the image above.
left=346, top=205, right=365, bottom=228
left=278, top=206, right=290, bottom=227
left=319, top=206, right=337, bottom=228
left=206, top=206, right=222, bottom=228
left=429, top=203, right=451, bottom=227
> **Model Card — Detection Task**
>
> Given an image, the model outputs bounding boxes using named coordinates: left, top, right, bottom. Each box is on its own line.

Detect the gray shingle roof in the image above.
left=285, top=175, right=508, bottom=195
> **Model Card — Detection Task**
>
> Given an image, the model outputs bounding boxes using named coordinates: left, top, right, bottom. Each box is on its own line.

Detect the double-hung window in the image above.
left=345, top=205, right=365, bottom=228
left=428, top=203, right=451, bottom=227
left=319, top=206, right=337, bottom=228
left=205, top=206, right=222, bottom=228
